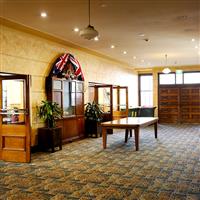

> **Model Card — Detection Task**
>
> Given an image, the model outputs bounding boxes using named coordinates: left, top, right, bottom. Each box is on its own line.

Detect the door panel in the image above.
left=0, top=75, right=30, bottom=162
left=158, top=87, right=180, bottom=123
left=113, top=86, right=128, bottom=120
left=95, top=85, right=113, bottom=121
left=158, top=85, right=200, bottom=123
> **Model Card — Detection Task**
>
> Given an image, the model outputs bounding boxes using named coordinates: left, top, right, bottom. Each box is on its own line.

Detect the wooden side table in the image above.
left=38, top=127, right=62, bottom=153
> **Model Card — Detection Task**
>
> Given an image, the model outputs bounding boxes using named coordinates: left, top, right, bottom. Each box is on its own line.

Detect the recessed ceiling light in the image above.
left=191, top=38, right=195, bottom=42
left=110, top=45, right=115, bottom=49
left=73, top=27, right=79, bottom=32
left=141, top=59, right=144, bottom=63
left=138, top=33, right=145, bottom=37
left=100, top=3, right=107, bottom=7
left=123, top=51, right=127, bottom=54
left=133, top=56, right=137, bottom=59
left=40, top=12, right=47, bottom=18
left=94, top=36, right=99, bottom=41
left=195, top=45, right=198, bottom=49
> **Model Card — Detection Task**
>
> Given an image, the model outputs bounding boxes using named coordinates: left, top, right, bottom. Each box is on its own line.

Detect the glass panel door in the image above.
left=0, top=74, right=30, bottom=163
left=98, top=87, right=111, bottom=113
left=94, top=85, right=113, bottom=122
left=2, top=79, right=25, bottom=124
left=119, top=88, right=127, bottom=111
left=112, top=86, right=128, bottom=120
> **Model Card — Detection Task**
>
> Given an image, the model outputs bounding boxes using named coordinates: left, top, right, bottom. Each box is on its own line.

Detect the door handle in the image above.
left=0, top=109, right=29, bottom=115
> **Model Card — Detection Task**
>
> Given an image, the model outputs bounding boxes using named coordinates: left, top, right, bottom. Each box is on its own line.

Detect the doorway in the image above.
left=88, top=82, right=129, bottom=120
left=0, top=73, right=31, bottom=162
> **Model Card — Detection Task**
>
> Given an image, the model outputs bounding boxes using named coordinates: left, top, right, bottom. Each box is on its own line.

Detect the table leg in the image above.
left=130, top=129, right=132, bottom=137
left=134, top=127, right=139, bottom=151
left=102, top=127, right=107, bottom=149
left=154, top=122, right=158, bottom=138
left=125, top=129, right=128, bottom=143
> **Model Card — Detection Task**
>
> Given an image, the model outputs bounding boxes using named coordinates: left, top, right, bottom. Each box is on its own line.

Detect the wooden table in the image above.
left=101, top=117, right=158, bottom=151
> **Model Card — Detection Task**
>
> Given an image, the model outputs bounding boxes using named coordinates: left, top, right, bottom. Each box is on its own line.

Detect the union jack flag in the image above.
left=69, top=55, right=85, bottom=81
left=53, top=53, right=84, bottom=81
left=55, top=53, right=69, bottom=71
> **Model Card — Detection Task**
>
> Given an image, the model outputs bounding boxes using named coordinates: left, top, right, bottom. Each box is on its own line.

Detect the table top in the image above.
left=101, top=117, right=158, bottom=128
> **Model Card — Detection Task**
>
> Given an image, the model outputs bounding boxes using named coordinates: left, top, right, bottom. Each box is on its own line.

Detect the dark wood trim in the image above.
left=159, top=84, right=200, bottom=88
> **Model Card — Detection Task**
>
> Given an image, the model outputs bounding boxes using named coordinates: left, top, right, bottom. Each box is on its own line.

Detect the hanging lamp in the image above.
left=162, top=54, right=171, bottom=74
left=79, top=0, right=99, bottom=40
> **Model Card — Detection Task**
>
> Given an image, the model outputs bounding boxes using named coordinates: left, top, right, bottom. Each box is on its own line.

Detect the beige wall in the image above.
left=136, top=66, right=200, bottom=115
left=0, top=20, right=138, bottom=146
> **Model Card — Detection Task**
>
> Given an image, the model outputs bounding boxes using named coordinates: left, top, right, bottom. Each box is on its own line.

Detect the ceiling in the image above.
left=0, top=0, right=200, bottom=68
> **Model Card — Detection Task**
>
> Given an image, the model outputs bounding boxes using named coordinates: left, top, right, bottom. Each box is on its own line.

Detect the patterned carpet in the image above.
left=0, top=124, right=200, bottom=200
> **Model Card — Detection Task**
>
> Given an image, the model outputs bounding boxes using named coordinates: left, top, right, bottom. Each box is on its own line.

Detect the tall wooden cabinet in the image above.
left=46, top=77, right=85, bottom=143
left=158, top=85, right=200, bottom=123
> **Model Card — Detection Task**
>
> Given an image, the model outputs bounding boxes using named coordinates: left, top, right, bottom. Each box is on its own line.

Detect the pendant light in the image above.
left=162, top=54, right=171, bottom=74
left=79, top=0, right=99, bottom=40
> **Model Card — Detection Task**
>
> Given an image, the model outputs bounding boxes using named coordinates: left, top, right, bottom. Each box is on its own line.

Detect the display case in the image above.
left=46, top=77, right=85, bottom=143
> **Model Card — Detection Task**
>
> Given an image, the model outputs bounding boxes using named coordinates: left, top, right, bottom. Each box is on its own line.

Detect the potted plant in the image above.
left=37, top=100, right=63, bottom=152
left=85, top=101, right=103, bottom=137
left=37, top=100, right=62, bottom=128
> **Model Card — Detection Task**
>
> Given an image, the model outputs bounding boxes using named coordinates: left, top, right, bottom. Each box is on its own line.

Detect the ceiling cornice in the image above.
left=0, top=17, right=135, bottom=71
left=136, top=65, right=200, bottom=73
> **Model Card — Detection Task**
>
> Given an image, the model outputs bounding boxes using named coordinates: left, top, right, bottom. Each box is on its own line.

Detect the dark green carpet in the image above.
left=0, top=124, right=200, bottom=200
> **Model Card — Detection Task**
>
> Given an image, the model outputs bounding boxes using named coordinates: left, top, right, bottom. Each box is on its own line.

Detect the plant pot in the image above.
left=38, top=127, right=62, bottom=153
left=85, top=120, right=101, bottom=138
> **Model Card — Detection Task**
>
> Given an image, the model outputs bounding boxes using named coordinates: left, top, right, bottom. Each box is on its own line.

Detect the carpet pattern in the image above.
left=0, top=124, right=200, bottom=200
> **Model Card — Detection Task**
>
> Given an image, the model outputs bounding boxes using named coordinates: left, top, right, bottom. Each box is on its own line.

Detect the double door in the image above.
left=158, top=85, right=200, bottom=123
left=90, top=84, right=128, bottom=121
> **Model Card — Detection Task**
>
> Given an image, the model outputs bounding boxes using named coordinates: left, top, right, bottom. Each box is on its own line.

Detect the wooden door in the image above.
left=0, top=74, right=30, bottom=162
left=75, top=81, right=84, bottom=116
left=158, top=84, right=200, bottom=124
left=112, top=86, right=128, bottom=120
left=158, top=87, right=180, bottom=123
left=180, top=86, right=200, bottom=123
left=94, top=85, right=113, bottom=122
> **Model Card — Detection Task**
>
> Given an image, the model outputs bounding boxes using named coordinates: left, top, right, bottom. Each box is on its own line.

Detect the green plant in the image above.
left=37, top=100, right=62, bottom=128
left=85, top=101, right=103, bottom=122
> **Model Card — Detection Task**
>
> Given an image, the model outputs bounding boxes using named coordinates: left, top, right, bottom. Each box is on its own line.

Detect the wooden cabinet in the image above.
left=46, top=77, right=85, bottom=143
left=158, top=85, right=200, bottom=123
